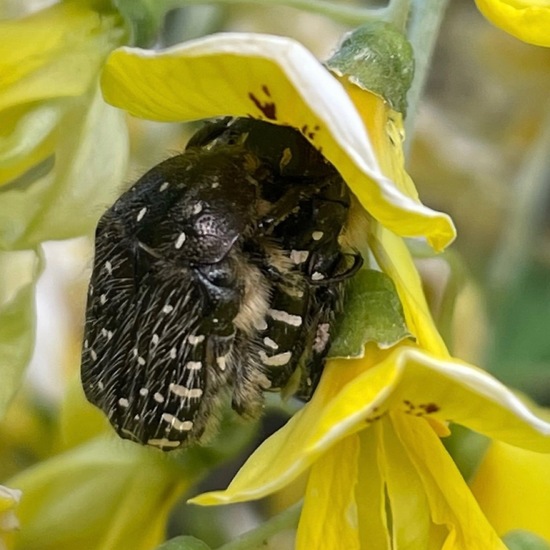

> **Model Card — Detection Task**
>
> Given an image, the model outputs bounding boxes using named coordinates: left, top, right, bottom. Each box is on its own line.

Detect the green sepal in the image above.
left=329, top=269, right=412, bottom=358
left=326, top=21, right=414, bottom=115
left=503, top=530, right=550, bottom=550
left=156, top=536, right=212, bottom=550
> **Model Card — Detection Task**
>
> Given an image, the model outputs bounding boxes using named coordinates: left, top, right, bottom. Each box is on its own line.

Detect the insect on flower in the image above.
left=81, top=118, right=362, bottom=450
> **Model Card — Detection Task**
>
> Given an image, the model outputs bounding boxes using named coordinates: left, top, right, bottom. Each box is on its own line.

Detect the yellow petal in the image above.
left=191, top=345, right=550, bottom=504
left=475, top=0, right=550, bottom=47
left=470, top=441, right=550, bottom=540
left=101, top=34, right=455, bottom=250
left=378, top=417, right=436, bottom=548
left=356, top=429, right=391, bottom=550
left=0, top=1, right=125, bottom=186
left=0, top=2, right=124, bottom=111
left=392, top=413, right=506, bottom=549
left=296, top=434, right=360, bottom=550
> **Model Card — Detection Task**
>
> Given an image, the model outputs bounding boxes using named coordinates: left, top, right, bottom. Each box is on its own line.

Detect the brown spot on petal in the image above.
left=421, top=402, right=440, bottom=414
left=248, top=92, right=277, bottom=120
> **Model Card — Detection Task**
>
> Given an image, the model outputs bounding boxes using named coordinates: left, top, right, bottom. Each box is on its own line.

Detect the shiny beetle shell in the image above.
left=81, top=118, right=361, bottom=451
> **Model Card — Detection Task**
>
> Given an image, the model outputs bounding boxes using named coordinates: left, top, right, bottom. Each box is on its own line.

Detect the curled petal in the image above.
left=296, top=434, right=361, bottom=550
left=191, top=345, right=550, bottom=504
left=102, top=34, right=455, bottom=250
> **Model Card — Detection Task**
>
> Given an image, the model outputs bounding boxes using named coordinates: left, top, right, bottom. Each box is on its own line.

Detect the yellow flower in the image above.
left=474, top=0, right=550, bottom=47
left=0, top=0, right=128, bottom=249
left=101, top=33, right=456, bottom=252
left=192, top=344, right=550, bottom=549
left=0, top=484, right=21, bottom=550
left=99, top=32, right=550, bottom=548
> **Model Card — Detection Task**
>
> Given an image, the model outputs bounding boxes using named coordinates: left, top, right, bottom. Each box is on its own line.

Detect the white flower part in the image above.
left=0, top=484, right=22, bottom=533
left=102, top=33, right=456, bottom=251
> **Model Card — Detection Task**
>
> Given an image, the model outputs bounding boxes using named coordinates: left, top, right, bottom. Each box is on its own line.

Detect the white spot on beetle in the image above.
left=104, top=261, right=112, bottom=274
left=314, top=323, right=331, bottom=353
left=90, top=349, right=97, bottom=361
left=100, top=294, right=107, bottom=305
left=192, top=202, right=203, bottom=215
left=188, top=334, right=205, bottom=345
left=163, top=304, right=174, bottom=314
left=118, top=397, right=129, bottom=407
left=290, top=250, right=309, bottom=264
left=159, top=181, right=170, bottom=192
left=216, top=356, right=227, bottom=371
left=137, top=356, right=146, bottom=366
left=153, top=392, right=164, bottom=403
left=148, top=438, right=181, bottom=448
left=139, top=387, right=148, bottom=396
left=268, top=309, right=302, bottom=327
left=161, top=413, right=193, bottom=431
left=263, top=337, right=279, bottom=350
left=136, top=207, right=147, bottom=222
left=312, top=271, right=325, bottom=281
left=185, top=361, right=202, bottom=370
left=175, top=232, right=186, bottom=249
left=169, top=348, right=177, bottom=359
left=312, top=231, right=324, bottom=241
left=259, top=350, right=292, bottom=366
left=169, top=384, right=203, bottom=399
left=254, top=318, right=268, bottom=331
left=151, top=334, right=160, bottom=345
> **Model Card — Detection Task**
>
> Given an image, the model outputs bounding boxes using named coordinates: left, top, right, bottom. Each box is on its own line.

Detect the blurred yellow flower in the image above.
left=475, top=0, right=550, bottom=47
left=0, top=484, right=21, bottom=550
left=0, top=0, right=128, bottom=249
left=471, top=439, right=550, bottom=541
left=8, top=437, right=186, bottom=550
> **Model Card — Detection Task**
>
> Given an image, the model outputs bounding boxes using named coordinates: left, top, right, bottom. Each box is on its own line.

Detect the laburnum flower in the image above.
left=0, top=0, right=128, bottom=419
left=100, top=30, right=550, bottom=549
left=474, top=0, right=550, bottom=47
left=0, top=0, right=128, bottom=250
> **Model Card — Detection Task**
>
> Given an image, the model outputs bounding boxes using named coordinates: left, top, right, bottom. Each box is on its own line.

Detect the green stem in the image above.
left=404, top=0, right=450, bottom=153
left=382, top=0, right=410, bottom=32
left=488, top=103, right=550, bottom=295
left=217, top=502, right=302, bottom=550
left=164, top=0, right=388, bottom=26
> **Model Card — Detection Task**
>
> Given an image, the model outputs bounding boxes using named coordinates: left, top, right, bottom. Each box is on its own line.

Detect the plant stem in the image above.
left=382, top=0, right=410, bottom=33
left=217, top=502, right=302, bottom=550
left=488, top=102, right=550, bottom=295
left=165, top=0, right=388, bottom=26
left=404, top=0, right=450, bottom=153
